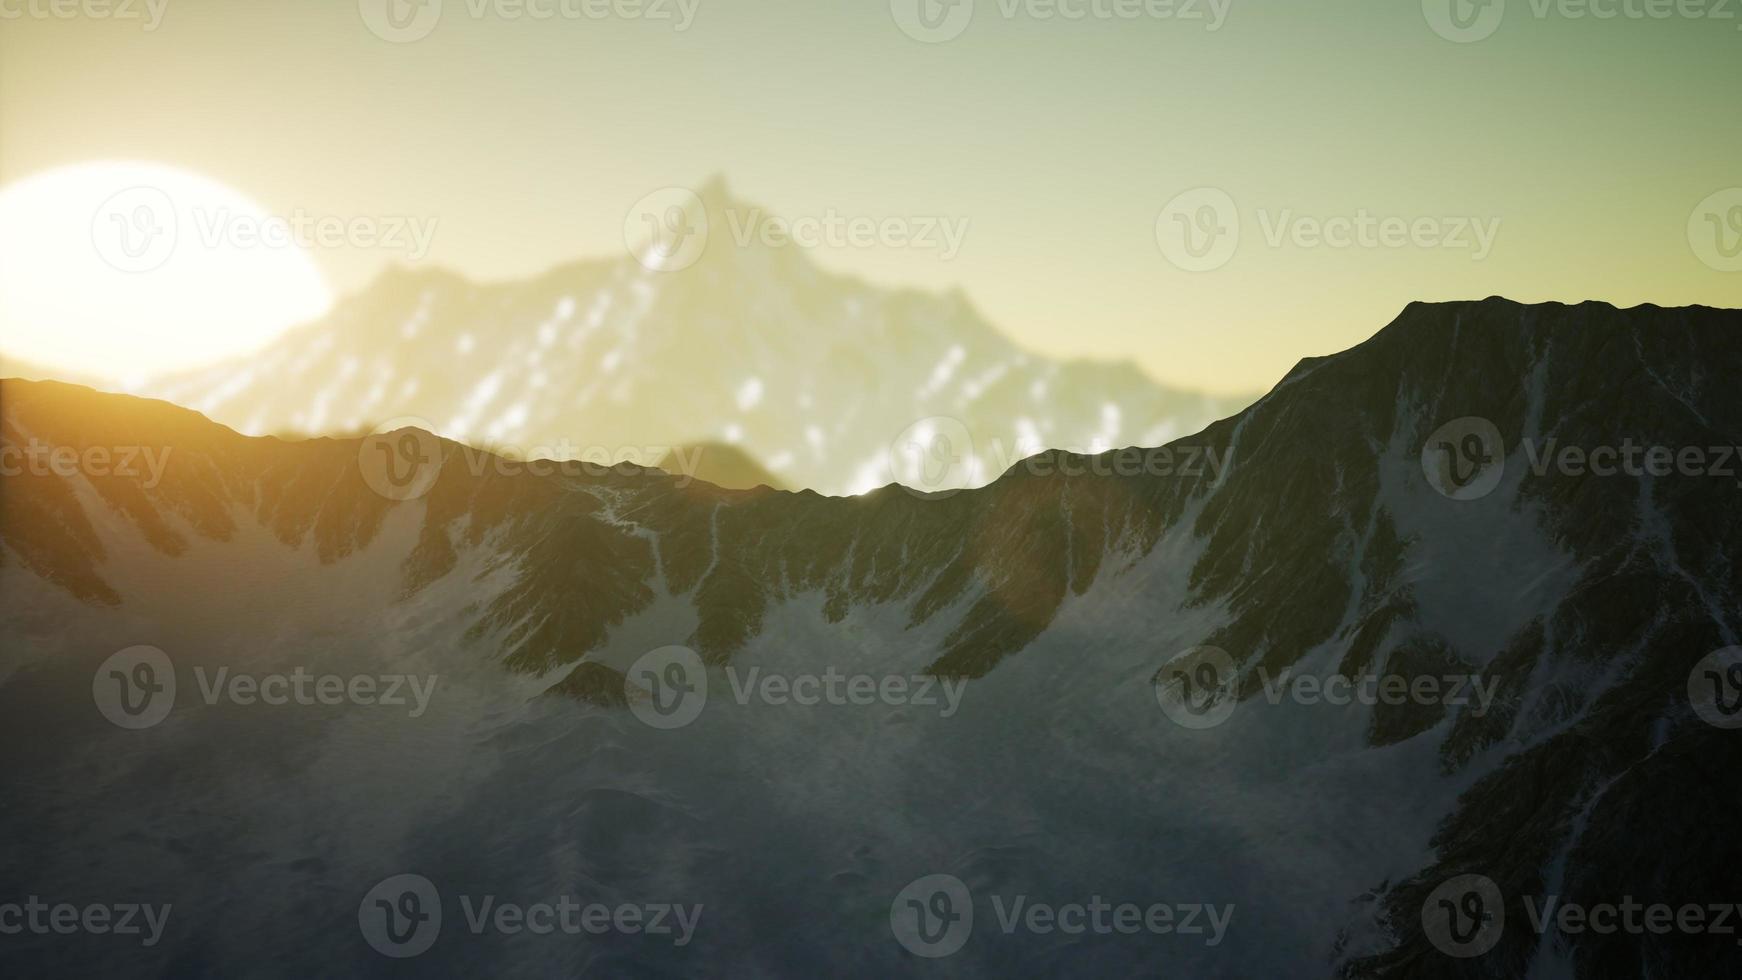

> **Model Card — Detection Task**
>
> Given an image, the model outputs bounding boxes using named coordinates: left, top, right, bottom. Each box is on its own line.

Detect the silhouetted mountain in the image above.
left=2, top=298, right=1738, bottom=977
left=657, top=441, right=788, bottom=491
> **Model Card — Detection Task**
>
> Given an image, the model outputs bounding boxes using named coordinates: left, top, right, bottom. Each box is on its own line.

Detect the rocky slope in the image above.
left=1, top=298, right=1737, bottom=977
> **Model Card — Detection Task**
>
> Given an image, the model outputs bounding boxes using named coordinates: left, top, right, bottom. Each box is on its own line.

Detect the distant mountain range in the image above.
left=75, top=178, right=1249, bottom=495
left=2, top=299, right=1737, bottom=977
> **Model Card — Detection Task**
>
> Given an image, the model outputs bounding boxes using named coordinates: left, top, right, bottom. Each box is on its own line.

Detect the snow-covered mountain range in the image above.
left=2, top=298, right=1737, bottom=978
left=106, top=178, right=1251, bottom=496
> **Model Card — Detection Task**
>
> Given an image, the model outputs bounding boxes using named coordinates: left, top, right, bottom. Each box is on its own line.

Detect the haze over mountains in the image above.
left=68, top=179, right=1250, bottom=496
left=3, top=298, right=1737, bottom=977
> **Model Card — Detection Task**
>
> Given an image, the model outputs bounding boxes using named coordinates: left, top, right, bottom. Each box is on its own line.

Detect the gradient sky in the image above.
left=2, top=0, right=1738, bottom=394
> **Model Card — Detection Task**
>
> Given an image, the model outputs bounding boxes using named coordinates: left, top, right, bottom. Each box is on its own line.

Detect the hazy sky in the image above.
left=3, top=0, right=1738, bottom=393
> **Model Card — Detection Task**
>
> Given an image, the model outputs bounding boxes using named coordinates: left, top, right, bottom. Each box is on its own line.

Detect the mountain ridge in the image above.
left=4, top=296, right=1739, bottom=977
left=113, top=179, right=1254, bottom=496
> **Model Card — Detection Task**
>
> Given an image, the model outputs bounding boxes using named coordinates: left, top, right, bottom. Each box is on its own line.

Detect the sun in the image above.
left=0, top=161, right=334, bottom=383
